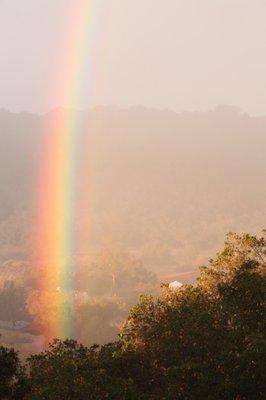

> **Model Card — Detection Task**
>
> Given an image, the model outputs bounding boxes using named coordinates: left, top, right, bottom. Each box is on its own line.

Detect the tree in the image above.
left=119, top=232, right=266, bottom=399
left=26, top=289, right=71, bottom=341
left=74, top=296, right=125, bottom=345
left=76, top=249, right=157, bottom=302
left=2, top=232, right=265, bottom=399
left=26, top=339, right=139, bottom=400
left=0, top=345, right=27, bottom=399
left=199, top=232, right=266, bottom=292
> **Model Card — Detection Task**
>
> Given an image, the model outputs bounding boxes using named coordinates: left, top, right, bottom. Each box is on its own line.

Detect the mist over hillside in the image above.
left=0, top=105, right=265, bottom=279
left=1, top=2, right=265, bottom=392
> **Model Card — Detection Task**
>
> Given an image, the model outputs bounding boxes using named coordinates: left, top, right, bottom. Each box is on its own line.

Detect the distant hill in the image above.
left=0, top=105, right=265, bottom=276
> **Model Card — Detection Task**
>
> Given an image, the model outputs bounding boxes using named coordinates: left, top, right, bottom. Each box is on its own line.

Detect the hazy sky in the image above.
left=0, top=0, right=266, bottom=114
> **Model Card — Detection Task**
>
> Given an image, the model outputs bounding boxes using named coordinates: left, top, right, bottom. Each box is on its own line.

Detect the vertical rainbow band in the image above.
left=36, top=1, right=100, bottom=339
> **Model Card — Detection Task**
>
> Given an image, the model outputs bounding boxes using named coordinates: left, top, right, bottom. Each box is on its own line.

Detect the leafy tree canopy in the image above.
left=0, top=232, right=265, bottom=399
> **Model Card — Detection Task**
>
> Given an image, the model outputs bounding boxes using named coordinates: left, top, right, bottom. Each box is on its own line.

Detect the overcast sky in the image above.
left=0, top=0, right=266, bottom=114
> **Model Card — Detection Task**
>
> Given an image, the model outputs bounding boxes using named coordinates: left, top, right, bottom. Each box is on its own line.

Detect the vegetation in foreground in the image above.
left=0, top=232, right=265, bottom=399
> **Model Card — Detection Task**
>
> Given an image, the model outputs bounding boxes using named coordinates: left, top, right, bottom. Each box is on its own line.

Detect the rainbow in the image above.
left=36, top=1, right=100, bottom=340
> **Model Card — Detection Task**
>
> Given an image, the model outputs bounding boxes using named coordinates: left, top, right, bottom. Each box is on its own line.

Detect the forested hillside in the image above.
left=1, top=232, right=265, bottom=399
left=0, top=106, right=265, bottom=353
left=0, top=105, right=265, bottom=274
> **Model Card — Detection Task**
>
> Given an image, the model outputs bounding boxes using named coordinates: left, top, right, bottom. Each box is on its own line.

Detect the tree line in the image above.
left=0, top=232, right=265, bottom=399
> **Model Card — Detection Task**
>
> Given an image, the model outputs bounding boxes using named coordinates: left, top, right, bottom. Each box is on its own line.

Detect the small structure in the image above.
left=169, top=280, right=183, bottom=291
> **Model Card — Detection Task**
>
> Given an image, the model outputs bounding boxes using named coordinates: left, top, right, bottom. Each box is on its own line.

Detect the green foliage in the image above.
left=26, top=339, right=138, bottom=400
left=23, top=249, right=157, bottom=345
left=0, top=232, right=265, bottom=399
left=0, top=345, right=27, bottom=399
left=119, top=232, right=266, bottom=399
left=199, top=232, right=266, bottom=292
left=75, top=296, right=125, bottom=345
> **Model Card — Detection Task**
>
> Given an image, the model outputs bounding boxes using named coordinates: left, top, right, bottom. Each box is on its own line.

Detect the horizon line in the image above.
left=0, top=104, right=266, bottom=118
